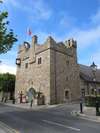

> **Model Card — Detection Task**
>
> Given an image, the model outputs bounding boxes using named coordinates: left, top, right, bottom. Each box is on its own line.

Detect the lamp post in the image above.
left=90, top=62, right=99, bottom=116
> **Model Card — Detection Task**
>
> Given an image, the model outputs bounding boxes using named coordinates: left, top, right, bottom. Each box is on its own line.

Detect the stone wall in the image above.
left=50, top=40, right=80, bottom=104
left=15, top=36, right=51, bottom=104
left=15, top=36, right=80, bottom=104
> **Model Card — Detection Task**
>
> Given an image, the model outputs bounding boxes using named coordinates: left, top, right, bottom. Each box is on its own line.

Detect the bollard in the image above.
left=12, top=98, right=15, bottom=104
left=80, top=101, right=83, bottom=113
left=96, top=100, right=99, bottom=116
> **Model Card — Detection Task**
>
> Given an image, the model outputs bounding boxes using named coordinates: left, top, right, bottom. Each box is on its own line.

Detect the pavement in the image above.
left=71, top=106, right=100, bottom=122
left=0, top=100, right=59, bottom=110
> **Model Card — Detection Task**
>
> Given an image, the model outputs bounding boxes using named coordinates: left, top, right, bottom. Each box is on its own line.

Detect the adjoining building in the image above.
left=79, top=64, right=100, bottom=97
left=15, top=36, right=80, bottom=104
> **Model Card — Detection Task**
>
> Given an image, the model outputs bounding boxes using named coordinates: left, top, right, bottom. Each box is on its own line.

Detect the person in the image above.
left=30, top=99, right=33, bottom=107
left=20, top=91, right=23, bottom=103
left=1, top=91, right=4, bottom=102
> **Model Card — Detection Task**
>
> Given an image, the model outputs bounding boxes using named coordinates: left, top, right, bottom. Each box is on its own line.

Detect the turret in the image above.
left=45, top=36, right=56, bottom=48
left=29, top=35, right=38, bottom=63
left=65, top=38, right=77, bottom=48
left=65, top=38, right=77, bottom=63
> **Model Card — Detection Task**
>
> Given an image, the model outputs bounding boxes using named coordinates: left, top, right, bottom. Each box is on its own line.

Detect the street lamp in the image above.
left=90, top=62, right=99, bottom=116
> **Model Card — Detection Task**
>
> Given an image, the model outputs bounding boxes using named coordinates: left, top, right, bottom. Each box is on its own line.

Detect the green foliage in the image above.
left=0, top=73, right=15, bottom=92
left=85, top=96, right=100, bottom=107
left=0, top=1, right=3, bottom=4
left=0, top=4, right=18, bottom=54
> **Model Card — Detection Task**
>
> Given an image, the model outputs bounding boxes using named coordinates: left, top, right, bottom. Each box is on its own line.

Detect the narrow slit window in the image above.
left=38, top=57, right=42, bottom=64
left=25, top=63, right=28, bottom=68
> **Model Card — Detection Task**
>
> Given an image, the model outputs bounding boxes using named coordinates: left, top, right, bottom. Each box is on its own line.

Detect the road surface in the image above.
left=0, top=103, right=100, bottom=133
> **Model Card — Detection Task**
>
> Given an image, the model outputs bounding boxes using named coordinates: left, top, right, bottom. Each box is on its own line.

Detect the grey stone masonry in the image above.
left=15, top=36, right=80, bottom=105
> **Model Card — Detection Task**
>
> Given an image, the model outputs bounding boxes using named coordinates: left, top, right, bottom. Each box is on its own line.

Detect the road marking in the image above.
left=0, top=121, right=20, bottom=133
left=42, top=120, right=80, bottom=132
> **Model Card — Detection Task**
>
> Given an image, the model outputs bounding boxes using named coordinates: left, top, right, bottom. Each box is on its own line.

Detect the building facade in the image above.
left=79, top=64, right=100, bottom=97
left=15, top=35, right=80, bottom=104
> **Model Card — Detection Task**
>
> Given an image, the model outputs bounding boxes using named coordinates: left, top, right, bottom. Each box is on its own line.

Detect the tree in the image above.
left=0, top=0, right=3, bottom=4
left=0, top=1, right=18, bottom=54
left=0, top=73, right=15, bottom=99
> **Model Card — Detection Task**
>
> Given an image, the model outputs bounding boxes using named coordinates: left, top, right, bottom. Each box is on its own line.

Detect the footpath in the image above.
left=72, top=106, right=100, bottom=122
left=0, top=100, right=58, bottom=110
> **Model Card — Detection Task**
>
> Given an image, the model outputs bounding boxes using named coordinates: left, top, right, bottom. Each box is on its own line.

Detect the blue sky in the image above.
left=0, top=0, right=100, bottom=74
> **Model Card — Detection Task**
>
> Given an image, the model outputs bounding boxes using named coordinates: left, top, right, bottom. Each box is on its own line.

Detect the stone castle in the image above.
left=15, top=35, right=80, bottom=105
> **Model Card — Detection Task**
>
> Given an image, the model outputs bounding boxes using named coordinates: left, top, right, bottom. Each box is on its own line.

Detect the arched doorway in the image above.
left=64, top=89, right=71, bottom=102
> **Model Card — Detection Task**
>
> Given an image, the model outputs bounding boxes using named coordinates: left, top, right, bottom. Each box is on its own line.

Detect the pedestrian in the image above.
left=30, top=99, right=33, bottom=107
left=1, top=91, right=4, bottom=102
left=20, top=91, right=23, bottom=103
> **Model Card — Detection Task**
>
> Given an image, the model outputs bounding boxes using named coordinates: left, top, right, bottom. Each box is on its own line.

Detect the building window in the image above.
left=98, top=89, right=100, bottom=95
left=66, top=60, right=69, bottom=66
left=66, top=76, right=68, bottom=81
left=38, top=57, right=42, bottom=64
left=87, top=83, right=89, bottom=95
left=81, top=88, right=85, bottom=97
left=91, top=88, right=94, bottom=95
left=25, top=63, right=28, bottom=68
left=65, top=90, right=69, bottom=99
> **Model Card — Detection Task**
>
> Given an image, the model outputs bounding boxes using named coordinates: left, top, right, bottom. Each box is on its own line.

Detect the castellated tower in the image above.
left=15, top=36, right=80, bottom=105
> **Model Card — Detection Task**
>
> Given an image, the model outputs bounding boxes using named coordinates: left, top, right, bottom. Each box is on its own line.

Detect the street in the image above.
left=0, top=103, right=100, bottom=133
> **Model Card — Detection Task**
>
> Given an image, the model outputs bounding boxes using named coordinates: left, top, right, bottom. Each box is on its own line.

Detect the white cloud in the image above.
left=4, top=0, right=52, bottom=20
left=91, top=9, right=100, bottom=24
left=59, top=13, right=76, bottom=29
left=0, top=64, right=16, bottom=74
left=62, top=10, right=100, bottom=50
left=70, top=6, right=100, bottom=50
left=69, top=26, right=100, bottom=49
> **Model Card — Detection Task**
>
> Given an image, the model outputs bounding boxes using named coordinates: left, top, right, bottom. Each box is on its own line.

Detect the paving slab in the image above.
left=71, top=106, right=100, bottom=122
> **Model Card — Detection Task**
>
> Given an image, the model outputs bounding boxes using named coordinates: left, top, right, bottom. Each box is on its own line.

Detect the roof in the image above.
left=79, top=64, right=100, bottom=83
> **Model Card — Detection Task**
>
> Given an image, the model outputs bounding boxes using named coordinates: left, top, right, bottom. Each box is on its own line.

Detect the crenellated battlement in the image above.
left=65, top=38, right=77, bottom=48
left=17, top=35, right=77, bottom=58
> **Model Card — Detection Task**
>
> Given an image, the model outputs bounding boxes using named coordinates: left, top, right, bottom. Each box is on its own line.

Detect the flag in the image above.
left=27, top=28, right=32, bottom=36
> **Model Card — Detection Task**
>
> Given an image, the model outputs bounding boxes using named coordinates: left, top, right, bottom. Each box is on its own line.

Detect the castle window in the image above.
left=38, top=57, right=42, bottom=64
left=66, top=76, right=68, bottom=81
left=25, top=63, right=28, bottom=68
left=66, top=60, right=69, bottom=66
left=65, top=90, right=69, bottom=99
